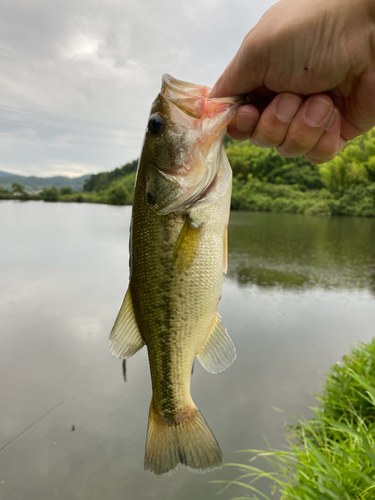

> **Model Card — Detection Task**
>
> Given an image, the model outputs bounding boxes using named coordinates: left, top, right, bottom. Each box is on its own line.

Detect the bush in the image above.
left=41, top=187, right=59, bottom=202
left=107, top=185, right=129, bottom=205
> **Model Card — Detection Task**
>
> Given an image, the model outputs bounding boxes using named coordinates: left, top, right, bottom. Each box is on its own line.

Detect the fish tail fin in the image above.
left=144, top=398, right=222, bottom=476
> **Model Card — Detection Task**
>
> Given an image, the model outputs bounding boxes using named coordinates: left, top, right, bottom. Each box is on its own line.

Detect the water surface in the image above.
left=1, top=202, right=374, bottom=499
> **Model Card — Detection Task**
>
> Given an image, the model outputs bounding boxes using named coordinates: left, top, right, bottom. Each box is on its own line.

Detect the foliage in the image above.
left=10, top=182, right=32, bottom=200
left=0, top=186, right=15, bottom=199
left=96, top=174, right=136, bottom=205
left=12, top=182, right=25, bottom=194
left=231, top=178, right=375, bottom=216
left=226, top=139, right=324, bottom=189
left=83, top=159, right=137, bottom=192
left=317, top=341, right=375, bottom=426
left=216, top=340, right=375, bottom=500
left=41, top=186, right=59, bottom=202
left=320, top=129, right=375, bottom=192
left=231, top=178, right=335, bottom=216
left=3, top=130, right=375, bottom=216
left=107, top=185, right=129, bottom=205
left=227, top=129, right=375, bottom=216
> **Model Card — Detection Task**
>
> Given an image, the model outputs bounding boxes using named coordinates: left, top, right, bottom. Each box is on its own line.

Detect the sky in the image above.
left=0, top=0, right=277, bottom=178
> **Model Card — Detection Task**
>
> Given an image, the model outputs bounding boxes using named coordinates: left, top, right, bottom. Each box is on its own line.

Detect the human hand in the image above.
left=210, top=0, right=375, bottom=163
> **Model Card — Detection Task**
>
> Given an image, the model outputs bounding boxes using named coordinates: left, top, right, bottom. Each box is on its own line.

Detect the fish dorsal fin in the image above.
left=109, top=288, right=145, bottom=359
left=197, top=313, right=236, bottom=374
left=173, top=216, right=203, bottom=274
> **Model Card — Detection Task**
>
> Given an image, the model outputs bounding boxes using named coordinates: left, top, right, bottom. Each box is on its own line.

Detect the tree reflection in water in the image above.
left=227, top=212, right=375, bottom=296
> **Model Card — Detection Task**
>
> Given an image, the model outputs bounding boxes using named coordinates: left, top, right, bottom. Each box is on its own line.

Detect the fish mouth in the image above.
left=162, top=74, right=242, bottom=103
left=146, top=75, right=239, bottom=215
left=161, top=74, right=242, bottom=121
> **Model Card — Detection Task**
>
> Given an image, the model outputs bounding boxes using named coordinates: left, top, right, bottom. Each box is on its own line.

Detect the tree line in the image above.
left=2, top=129, right=375, bottom=216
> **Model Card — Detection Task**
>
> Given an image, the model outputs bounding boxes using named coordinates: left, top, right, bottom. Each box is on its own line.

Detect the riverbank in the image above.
left=231, top=178, right=375, bottom=216
left=221, top=339, right=375, bottom=499
left=2, top=180, right=374, bottom=217
left=2, top=129, right=375, bottom=216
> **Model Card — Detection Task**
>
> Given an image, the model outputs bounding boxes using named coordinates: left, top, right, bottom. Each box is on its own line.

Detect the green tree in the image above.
left=83, top=159, right=138, bottom=192
left=107, top=185, right=129, bottom=205
left=320, top=129, right=375, bottom=192
left=12, top=182, right=25, bottom=194
left=41, top=187, right=59, bottom=202
left=60, top=186, right=73, bottom=195
left=226, top=140, right=323, bottom=189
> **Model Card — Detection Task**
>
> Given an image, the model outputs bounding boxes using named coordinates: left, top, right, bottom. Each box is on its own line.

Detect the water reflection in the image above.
left=227, top=212, right=375, bottom=294
left=1, top=202, right=374, bottom=500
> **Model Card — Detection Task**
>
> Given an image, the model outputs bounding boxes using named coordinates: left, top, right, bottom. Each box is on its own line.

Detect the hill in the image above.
left=0, top=170, right=90, bottom=192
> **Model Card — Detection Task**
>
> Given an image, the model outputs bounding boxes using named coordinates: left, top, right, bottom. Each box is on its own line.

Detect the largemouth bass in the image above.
left=109, top=74, right=240, bottom=476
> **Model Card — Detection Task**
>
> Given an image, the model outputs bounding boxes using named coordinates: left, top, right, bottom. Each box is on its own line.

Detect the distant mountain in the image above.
left=0, top=170, right=90, bottom=192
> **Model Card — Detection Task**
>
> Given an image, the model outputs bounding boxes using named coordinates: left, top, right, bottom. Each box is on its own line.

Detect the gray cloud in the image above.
left=0, top=0, right=276, bottom=177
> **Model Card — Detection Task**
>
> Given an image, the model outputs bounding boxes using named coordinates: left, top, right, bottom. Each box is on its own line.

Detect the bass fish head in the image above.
left=141, top=74, right=241, bottom=215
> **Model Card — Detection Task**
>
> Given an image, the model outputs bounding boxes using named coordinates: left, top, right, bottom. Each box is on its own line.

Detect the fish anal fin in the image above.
left=173, top=216, right=203, bottom=274
left=197, top=313, right=236, bottom=374
left=223, top=225, right=228, bottom=274
left=144, top=399, right=222, bottom=476
left=109, top=288, right=145, bottom=359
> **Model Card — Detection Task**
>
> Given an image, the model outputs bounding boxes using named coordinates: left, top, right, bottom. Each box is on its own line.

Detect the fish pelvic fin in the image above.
left=109, top=288, right=145, bottom=359
left=144, top=399, right=222, bottom=476
left=197, top=313, right=236, bottom=374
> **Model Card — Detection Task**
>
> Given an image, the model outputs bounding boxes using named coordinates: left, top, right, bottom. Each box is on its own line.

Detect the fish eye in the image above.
left=148, top=113, right=165, bottom=135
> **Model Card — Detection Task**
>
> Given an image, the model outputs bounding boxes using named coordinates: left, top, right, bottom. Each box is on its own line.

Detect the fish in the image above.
left=109, top=74, right=240, bottom=476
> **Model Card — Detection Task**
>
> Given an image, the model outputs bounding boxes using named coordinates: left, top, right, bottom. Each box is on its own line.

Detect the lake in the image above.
left=1, top=201, right=374, bottom=500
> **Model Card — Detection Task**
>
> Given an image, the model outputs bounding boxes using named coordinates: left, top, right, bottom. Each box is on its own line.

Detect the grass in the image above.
left=214, top=340, right=375, bottom=500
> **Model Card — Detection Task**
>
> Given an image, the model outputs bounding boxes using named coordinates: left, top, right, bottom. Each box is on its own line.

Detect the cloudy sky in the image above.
left=0, top=0, right=277, bottom=178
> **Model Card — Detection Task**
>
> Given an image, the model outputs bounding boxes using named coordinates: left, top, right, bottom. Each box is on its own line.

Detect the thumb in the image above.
left=209, top=36, right=266, bottom=98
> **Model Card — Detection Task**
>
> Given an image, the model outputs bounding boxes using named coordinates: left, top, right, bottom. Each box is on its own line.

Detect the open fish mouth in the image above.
left=145, top=75, right=241, bottom=215
left=161, top=73, right=242, bottom=124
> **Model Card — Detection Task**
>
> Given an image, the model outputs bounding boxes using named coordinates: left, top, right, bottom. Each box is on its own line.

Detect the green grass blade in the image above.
left=361, top=431, right=375, bottom=469
left=324, top=419, right=360, bottom=438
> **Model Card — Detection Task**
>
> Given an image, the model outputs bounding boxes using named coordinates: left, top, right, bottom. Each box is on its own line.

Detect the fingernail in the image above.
left=275, top=94, right=302, bottom=122
left=235, top=112, right=257, bottom=132
left=305, top=97, right=332, bottom=127
left=325, top=108, right=338, bottom=131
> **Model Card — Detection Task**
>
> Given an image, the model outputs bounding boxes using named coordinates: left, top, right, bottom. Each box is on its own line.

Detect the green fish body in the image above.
left=109, top=75, right=239, bottom=476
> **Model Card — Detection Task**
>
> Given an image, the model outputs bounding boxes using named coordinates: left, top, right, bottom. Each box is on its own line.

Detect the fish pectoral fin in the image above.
left=197, top=313, right=236, bottom=374
left=172, top=216, right=203, bottom=273
left=109, top=288, right=145, bottom=359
